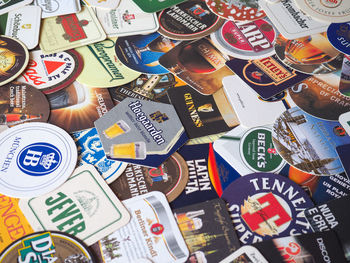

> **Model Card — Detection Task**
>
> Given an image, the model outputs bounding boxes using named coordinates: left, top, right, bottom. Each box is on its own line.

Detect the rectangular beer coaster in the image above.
left=34, top=0, right=81, bottom=18
left=0, top=0, right=33, bottom=16
left=19, top=165, right=130, bottom=246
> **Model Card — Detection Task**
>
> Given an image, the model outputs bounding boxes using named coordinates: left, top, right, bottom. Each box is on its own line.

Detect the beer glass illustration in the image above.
left=175, top=210, right=205, bottom=232
left=103, top=120, right=131, bottom=139
left=133, top=35, right=180, bottom=59
left=110, top=141, right=146, bottom=160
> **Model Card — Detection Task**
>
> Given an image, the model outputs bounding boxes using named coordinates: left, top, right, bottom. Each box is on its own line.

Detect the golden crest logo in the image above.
left=22, top=24, right=31, bottom=29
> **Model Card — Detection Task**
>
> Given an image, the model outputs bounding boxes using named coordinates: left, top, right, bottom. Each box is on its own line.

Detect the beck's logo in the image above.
left=17, top=143, right=62, bottom=176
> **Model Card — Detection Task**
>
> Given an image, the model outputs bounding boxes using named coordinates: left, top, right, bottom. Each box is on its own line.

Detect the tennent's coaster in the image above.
left=114, top=32, right=180, bottom=75
left=275, top=33, right=343, bottom=75
left=293, top=0, right=350, bottom=23
left=73, top=128, right=128, bottom=184
left=258, top=0, right=329, bottom=39
left=0, top=122, right=77, bottom=198
left=211, top=18, right=277, bottom=60
left=99, top=191, right=189, bottom=263
left=0, top=0, right=33, bottom=16
left=158, top=0, right=224, bottom=41
left=39, top=6, right=106, bottom=54
left=220, top=245, right=268, bottom=263
left=34, top=0, right=81, bottom=18
left=76, top=38, right=141, bottom=87
left=0, top=231, right=96, bottom=263
left=109, top=152, right=188, bottom=202
left=0, top=82, right=50, bottom=127
left=132, top=0, right=187, bottom=13
left=0, top=35, right=28, bottom=86
left=0, top=5, right=42, bottom=50
left=84, top=0, right=120, bottom=9
left=205, top=0, right=266, bottom=21
left=327, top=22, right=350, bottom=56
left=339, top=55, right=350, bottom=96
left=94, top=0, right=159, bottom=38
left=273, top=107, right=350, bottom=175
left=18, top=49, right=83, bottom=94
left=221, top=173, right=314, bottom=245
left=289, top=74, right=350, bottom=121
left=19, top=165, right=131, bottom=246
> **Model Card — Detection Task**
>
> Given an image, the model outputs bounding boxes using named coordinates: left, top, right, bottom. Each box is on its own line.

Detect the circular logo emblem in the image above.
left=320, top=0, right=342, bottom=8
left=36, top=0, right=59, bottom=12
left=151, top=223, right=164, bottom=235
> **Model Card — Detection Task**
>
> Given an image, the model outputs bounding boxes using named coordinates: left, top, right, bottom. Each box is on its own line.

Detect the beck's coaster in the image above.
left=0, top=0, right=33, bottom=16
left=0, top=82, right=50, bottom=127
left=0, top=35, right=28, bottom=86
left=327, top=22, right=350, bottom=56
left=0, top=122, right=77, bottom=198
left=18, top=49, right=84, bottom=94
left=0, top=231, right=96, bottom=263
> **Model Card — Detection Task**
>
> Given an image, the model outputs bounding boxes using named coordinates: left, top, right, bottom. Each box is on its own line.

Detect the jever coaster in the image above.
left=221, top=173, right=314, bottom=245
left=327, top=22, right=350, bottom=56
left=293, top=0, right=350, bottom=23
left=158, top=0, right=224, bottom=41
left=0, top=231, right=96, bottom=263
left=0, top=82, right=50, bottom=126
left=0, top=122, right=77, bottom=198
left=18, top=49, right=84, bottom=94
left=0, top=35, right=28, bottom=86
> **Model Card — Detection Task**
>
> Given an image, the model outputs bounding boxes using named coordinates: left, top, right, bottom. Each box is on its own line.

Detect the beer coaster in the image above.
left=19, top=165, right=131, bottom=246
left=211, top=18, right=277, bottom=60
left=273, top=106, right=350, bottom=176
left=0, top=122, right=77, bottom=198
left=109, top=152, right=188, bottom=202
left=221, top=173, right=314, bottom=245
left=205, top=0, right=266, bottom=21
left=132, top=0, right=187, bottom=13
left=34, top=0, right=81, bottom=18
left=220, top=246, right=268, bottom=263
left=94, top=0, right=159, bottom=38
left=339, top=111, right=350, bottom=136
left=83, top=0, right=120, bottom=9
left=0, top=231, right=96, bottom=263
left=293, top=0, right=350, bottom=23
left=0, top=82, right=50, bottom=127
left=288, top=74, right=350, bottom=121
left=336, top=144, right=350, bottom=178
left=327, top=22, right=350, bottom=55
left=76, top=38, right=140, bottom=87
left=339, top=55, right=350, bottom=96
left=258, top=0, right=329, bottom=39
left=0, top=35, right=28, bottom=86
left=275, top=33, right=343, bottom=75
left=39, top=6, right=106, bottom=54
left=72, top=128, right=128, bottom=184
left=0, top=5, right=42, bottom=50
left=114, top=32, right=180, bottom=75
left=158, top=0, right=224, bottom=41
left=0, top=0, right=33, bottom=16
left=18, top=49, right=83, bottom=94
left=99, top=191, right=189, bottom=263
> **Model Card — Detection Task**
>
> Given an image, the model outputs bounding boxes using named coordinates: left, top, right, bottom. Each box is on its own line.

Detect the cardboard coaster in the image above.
left=258, top=0, right=329, bottom=39
left=293, top=0, right=350, bottom=23
left=288, top=74, right=350, bottom=121
left=132, top=0, right=187, bottom=13
left=220, top=246, right=268, bottom=263
left=273, top=107, right=350, bottom=176
left=19, top=165, right=131, bottom=246
left=158, top=0, right=224, bottom=41
left=221, top=173, right=314, bottom=245
left=327, top=22, right=350, bottom=55
left=99, top=192, right=189, bottom=263
left=205, top=0, right=266, bottom=21
left=94, top=0, right=158, bottom=37
left=34, top=0, right=81, bottom=18
left=0, top=122, right=77, bottom=198
left=0, top=5, right=42, bottom=50
left=0, top=35, right=28, bottom=86
left=114, top=32, right=180, bottom=75
left=18, top=49, right=83, bottom=94
left=83, top=0, right=120, bottom=9
left=211, top=18, right=277, bottom=60
left=0, top=231, right=96, bottom=263
left=0, top=82, right=50, bottom=127
left=339, top=111, right=350, bottom=136
left=39, top=6, right=106, bottom=54
left=336, top=144, right=350, bottom=178
left=0, top=0, right=33, bottom=16
left=275, top=33, right=343, bottom=75
left=339, top=55, right=350, bottom=96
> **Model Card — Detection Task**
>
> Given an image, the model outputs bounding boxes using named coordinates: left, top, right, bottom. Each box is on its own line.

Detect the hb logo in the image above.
left=17, top=143, right=62, bottom=176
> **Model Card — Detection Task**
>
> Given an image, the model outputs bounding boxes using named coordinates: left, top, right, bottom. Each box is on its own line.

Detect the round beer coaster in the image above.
left=221, top=173, right=314, bottom=245
left=109, top=152, right=189, bottom=202
left=0, top=35, right=28, bottom=86
left=205, top=0, right=266, bottom=21
left=0, top=82, right=50, bottom=127
left=293, top=0, right=350, bottom=23
left=272, top=107, right=350, bottom=176
left=0, top=122, right=77, bottom=198
left=158, top=0, right=224, bottom=41
left=17, top=49, right=84, bottom=94
left=211, top=19, right=277, bottom=60
left=275, top=33, right=343, bottom=74
left=327, top=22, right=350, bottom=55
left=0, top=231, right=96, bottom=263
